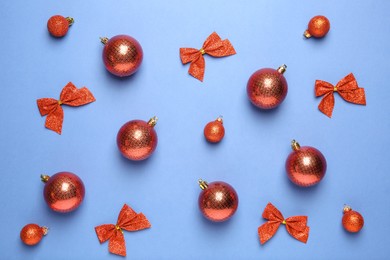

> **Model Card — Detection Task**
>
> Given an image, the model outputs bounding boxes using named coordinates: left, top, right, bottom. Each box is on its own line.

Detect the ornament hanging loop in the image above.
left=343, top=205, right=352, bottom=213
left=303, top=30, right=311, bottom=38
left=291, top=140, right=301, bottom=151
left=41, top=174, right=50, bottom=183
left=100, top=37, right=109, bottom=45
left=42, top=226, right=49, bottom=235
left=148, top=116, right=158, bottom=127
left=216, top=116, right=223, bottom=124
left=198, top=179, right=208, bottom=190
left=65, top=17, right=74, bottom=26
left=277, top=64, right=287, bottom=74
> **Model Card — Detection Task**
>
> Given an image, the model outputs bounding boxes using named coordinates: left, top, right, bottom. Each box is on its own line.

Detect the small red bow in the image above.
left=95, top=204, right=151, bottom=257
left=258, top=203, right=309, bottom=244
left=180, top=32, right=236, bottom=81
left=315, top=73, right=366, bottom=117
left=37, top=82, right=95, bottom=134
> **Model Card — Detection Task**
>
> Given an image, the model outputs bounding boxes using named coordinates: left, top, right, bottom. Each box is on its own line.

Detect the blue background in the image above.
left=0, top=0, right=389, bottom=259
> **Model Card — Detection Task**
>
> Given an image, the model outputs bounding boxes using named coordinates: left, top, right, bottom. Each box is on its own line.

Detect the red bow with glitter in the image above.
left=95, top=204, right=151, bottom=257
left=258, top=203, right=309, bottom=244
left=315, top=73, right=366, bottom=117
left=180, top=32, right=236, bottom=81
left=36, top=82, right=95, bottom=134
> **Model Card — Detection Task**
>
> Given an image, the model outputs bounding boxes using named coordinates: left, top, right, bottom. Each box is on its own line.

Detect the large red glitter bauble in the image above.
left=286, top=140, right=327, bottom=187
left=41, top=172, right=85, bottom=213
left=342, top=206, right=364, bottom=233
left=198, top=180, right=239, bottom=222
left=102, top=35, right=143, bottom=77
left=47, top=15, right=73, bottom=37
left=247, top=65, right=288, bottom=109
left=304, top=15, right=330, bottom=39
left=20, top=224, right=48, bottom=246
left=117, top=117, right=158, bottom=161
left=204, top=117, right=225, bottom=143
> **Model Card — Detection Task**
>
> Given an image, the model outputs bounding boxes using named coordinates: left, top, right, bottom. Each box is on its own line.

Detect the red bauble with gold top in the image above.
left=47, top=15, right=74, bottom=37
left=20, top=224, right=48, bottom=246
left=117, top=117, right=158, bottom=161
left=198, top=179, right=238, bottom=222
left=41, top=172, right=85, bottom=213
left=342, top=205, right=364, bottom=233
left=286, top=140, right=327, bottom=187
left=304, top=15, right=330, bottom=39
left=101, top=35, right=143, bottom=77
left=247, top=65, right=288, bottom=109
left=204, top=117, right=225, bottom=143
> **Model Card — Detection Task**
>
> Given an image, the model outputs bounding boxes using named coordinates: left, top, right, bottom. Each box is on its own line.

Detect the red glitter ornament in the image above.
left=117, top=117, right=158, bottom=161
left=286, top=140, right=327, bottom=187
left=204, top=116, right=225, bottom=143
left=41, top=172, right=85, bottom=213
left=47, top=15, right=74, bottom=37
left=247, top=65, right=288, bottom=109
left=198, top=179, right=238, bottom=222
left=342, top=205, right=364, bottom=233
left=20, top=224, right=48, bottom=246
left=100, top=35, right=143, bottom=77
left=304, top=15, right=330, bottom=39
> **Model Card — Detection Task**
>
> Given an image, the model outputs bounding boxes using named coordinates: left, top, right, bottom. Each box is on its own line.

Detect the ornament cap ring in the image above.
left=41, top=174, right=50, bottom=183
left=291, top=140, right=301, bottom=151
left=198, top=179, right=208, bottom=190
left=100, top=37, right=109, bottom=44
left=147, top=116, right=158, bottom=127
left=277, top=64, right=287, bottom=74
left=65, top=17, right=74, bottom=26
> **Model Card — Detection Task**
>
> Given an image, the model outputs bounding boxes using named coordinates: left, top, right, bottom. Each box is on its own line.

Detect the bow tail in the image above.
left=318, top=92, right=335, bottom=117
left=286, top=224, right=310, bottom=243
left=258, top=222, right=281, bottom=244
left=179, top=48, right=201, bottom=64
left=188, top=55, right=205, bottom=81
left=37, top=98, right=58, bottom=116
left=108, top=231, right=127, bottom=256
left=44, top=105, right=64, bottom=134
left=339, top=88, right=366, bottom=105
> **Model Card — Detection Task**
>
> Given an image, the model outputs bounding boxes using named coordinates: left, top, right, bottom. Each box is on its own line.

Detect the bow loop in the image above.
left=180, top=32, right=236, bottom=81
left=315, top=73, right=366, bottom=117
left=95, top=204, right=151, bottom=257
left=36, top=82, right=95, bottom=134
left=258, top=203, right=309, bottom=245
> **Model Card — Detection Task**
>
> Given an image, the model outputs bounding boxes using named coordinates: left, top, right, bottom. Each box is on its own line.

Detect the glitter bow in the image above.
left=95, top=204, right=151, bottom=257
left=36, top=82, right=95, bottom=134
left=180, top=32, right=236, bottom=81
left=315, top=73, right=366, bottom=117
left=258, top=203, right=309, bottom=244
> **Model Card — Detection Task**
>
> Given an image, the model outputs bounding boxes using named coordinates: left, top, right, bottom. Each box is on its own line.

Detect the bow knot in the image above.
left=258, top=203, right=309, bottom=245
left=180, top=32, right=236, bottom=82
left=37, top=82, right=95, bottom=134
left=315, top=73, right=366, bottom=117
left=95, top=204, right=151, bottom=257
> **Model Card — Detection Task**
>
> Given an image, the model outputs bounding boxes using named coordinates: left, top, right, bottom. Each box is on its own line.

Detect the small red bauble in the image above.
left=41, top=172, right=85, bottom=213
left=20, top=224, right=48, bottom=246
left=342, top=205, right=364, bottom=233
left=304, top=15, right=330, bottom=39
left=117, top=117, right=158, bottom=161
left=100, top=35, right=143, bottom=77
left=198, top=179, right=238, bottom=222
left=204, top=116, right=225, bottom=143
left=247, top=65, right=288, bottom=109
left=286, top=140, right=327, bottom=187
left=47, top=15, right=74, bottom=37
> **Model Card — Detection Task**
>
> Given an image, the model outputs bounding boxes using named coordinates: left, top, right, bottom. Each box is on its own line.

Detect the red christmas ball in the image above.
left=117, top=117, right=158, bottom=161
left=47, top=15, right=74, bottom=37
left=247, top=65, right=288, bottom=109
left=41, top=172, right=85, bottom=213
left=304, top=15, right=330, bottom=39
left=198, top=179, right=238, bottom=222
left=101, top=35, right=143, bottom=77
left=204, top=117, right=225, bottom=143
left=20, top=224, right=48, bottom=246
left=286, top=140, right=327, bottom=187
left=342, top=205, right=364, bottom=233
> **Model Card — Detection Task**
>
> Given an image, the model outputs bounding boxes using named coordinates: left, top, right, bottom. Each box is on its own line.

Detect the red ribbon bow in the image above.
left=180, top=32, right=236, bottom=82
left=37, top=82, right=95, bottom=134
left=95, top=204, right=151, bottom=257
left=315, top=73, right=366, bottom=117
left=258, top=203, right=309, bottom=244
